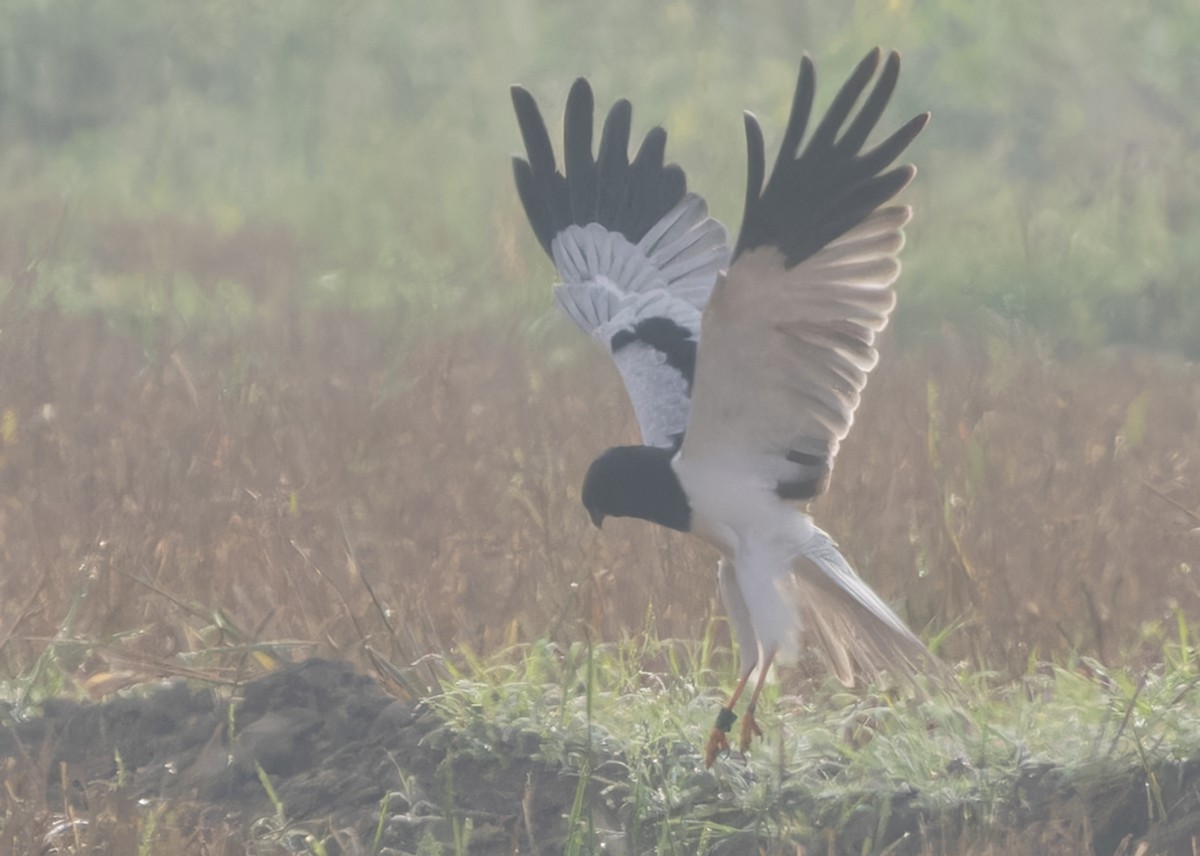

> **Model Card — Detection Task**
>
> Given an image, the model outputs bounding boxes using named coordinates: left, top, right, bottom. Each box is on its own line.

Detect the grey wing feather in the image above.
left=510, top=77, right=731, bottom=449
left=550, top=193, right=728, bottom=332
left=548, top=197, right=724, bottom=449
left=680, top=206, right=908, bottom=487
left=679, top=48, right=926, bottom=498
left=601, top=291, right=702, bottom=448
left=636, top=194, right=730, bottom=309
left=552, top=271, right=703, bottom=448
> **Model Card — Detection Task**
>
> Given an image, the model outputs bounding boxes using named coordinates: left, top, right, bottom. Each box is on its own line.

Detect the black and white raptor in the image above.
left=511, top=48, right=938, bottom=766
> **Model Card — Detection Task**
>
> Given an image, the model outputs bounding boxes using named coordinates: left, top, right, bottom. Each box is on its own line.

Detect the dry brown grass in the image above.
left=0, top=208, right=1199, bottom=854
left=830, top=326, right=1200, bottom=670
left=0, top=264, right=1198, bottom=697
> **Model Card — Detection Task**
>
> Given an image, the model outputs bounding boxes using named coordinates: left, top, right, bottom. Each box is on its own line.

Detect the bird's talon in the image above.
left=738, top=708, right=763, bottom=752
left=704, top=728, right=730, bottom=767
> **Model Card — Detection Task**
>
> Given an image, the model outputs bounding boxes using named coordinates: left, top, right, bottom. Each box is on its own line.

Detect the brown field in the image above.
left=1, top=284, right=1196, bottom=680
left=1, top=216, right=1199, bottom=854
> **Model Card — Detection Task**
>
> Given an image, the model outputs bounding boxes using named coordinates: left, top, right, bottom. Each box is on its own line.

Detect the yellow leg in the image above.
left=704, top=665, right=755, bottom=768
left=738, top=650, right=775, bottom=752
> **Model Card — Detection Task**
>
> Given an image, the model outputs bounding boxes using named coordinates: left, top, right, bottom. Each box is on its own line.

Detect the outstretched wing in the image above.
left=511, top=79, right=730, bottom=449
left=680, top=48, right=928, bottom=495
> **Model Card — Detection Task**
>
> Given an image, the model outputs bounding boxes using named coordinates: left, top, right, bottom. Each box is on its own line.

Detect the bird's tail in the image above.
left=791, top=527, right=951, bottom=694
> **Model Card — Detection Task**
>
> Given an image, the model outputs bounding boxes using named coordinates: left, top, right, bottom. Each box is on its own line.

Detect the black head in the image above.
left=581, top=445, right=691, bottom=533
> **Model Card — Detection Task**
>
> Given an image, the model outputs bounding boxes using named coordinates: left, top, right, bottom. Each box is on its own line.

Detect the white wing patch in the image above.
left=550, top=193, right=729, bottom=334
left=547, top=194, right=728, bottom=449
left=679, top=206, right=910, bottom=495
left=636, top=194, right=730, bottom=309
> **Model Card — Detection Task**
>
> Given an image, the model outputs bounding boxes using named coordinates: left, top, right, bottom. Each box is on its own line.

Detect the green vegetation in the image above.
left=1, top=0, right=1198, bottom=348
left=8, top=624, right=1200, bottom=853
left=428, top=631, right=1200, bottom=854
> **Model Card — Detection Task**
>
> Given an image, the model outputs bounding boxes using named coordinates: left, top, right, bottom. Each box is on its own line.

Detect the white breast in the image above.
left=721, top=513, right=818, bottom=662
left=672, top=452, right=813, bottom=554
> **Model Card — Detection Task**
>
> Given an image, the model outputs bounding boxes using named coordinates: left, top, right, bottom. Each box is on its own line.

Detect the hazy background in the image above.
left=1, top=0, right=1198, bottom=694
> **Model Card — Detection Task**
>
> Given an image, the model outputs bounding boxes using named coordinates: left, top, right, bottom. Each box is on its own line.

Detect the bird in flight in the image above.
left=511, top=48, right=937, bottom=767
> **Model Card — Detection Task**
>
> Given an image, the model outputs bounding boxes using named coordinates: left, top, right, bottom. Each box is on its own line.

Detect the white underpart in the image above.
left=677, top=452, right=815, bottom=659
left=717, top=557, right=756, bottom=664
left=732, top=515, right=820, bottom=665
left=706, top=501, right=929, bottom=686
left=673, top=450, right=787, bottom=554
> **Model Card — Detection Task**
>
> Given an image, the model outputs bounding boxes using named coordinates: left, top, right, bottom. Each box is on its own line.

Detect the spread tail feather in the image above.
left=792, top=528, right=953, bottom=694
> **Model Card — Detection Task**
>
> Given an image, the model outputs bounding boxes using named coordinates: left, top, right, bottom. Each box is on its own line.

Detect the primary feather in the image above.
left=511, top=80, right=730, bottom=448
left=680, top=49, right=928, bottom=501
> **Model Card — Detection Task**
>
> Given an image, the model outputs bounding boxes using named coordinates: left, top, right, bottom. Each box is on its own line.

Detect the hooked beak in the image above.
left=588, top=508, right=605, bottom=528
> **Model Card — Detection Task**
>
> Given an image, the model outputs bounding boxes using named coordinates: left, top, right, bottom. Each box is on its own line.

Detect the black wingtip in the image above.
left=595, top=98, right=633, bottom=225
left=835, top=50, right=901, bottom=154
left=797, top=53, right=816, bottom=84
left=857, top=110, right=931, bottom=177
left=510, top=79, right=691, bottom=253
left=512, top=155, right=553, bottom=255
left=735, top=112, right=766, bottom=259
left=511, top=84, right=556, bottom=176
left=564, top=79, right=595, bottom=153
left=564, top=78, right=597, bottom=225
left=774, top=59, right=816, bottom=170
left=510, top=85, right=562, bottom=256
left=733, top=49, right=928, bottom=268
left=808, top=47, right=885, bottom=152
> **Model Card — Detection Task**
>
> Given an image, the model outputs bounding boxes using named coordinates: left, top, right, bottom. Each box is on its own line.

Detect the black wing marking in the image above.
left=512, top=79, right=687, bottom=255
left=610, top=316, right=697, bottom=392
left=511, top=78, right=731, bottom=449
left=734, top=49, right=929, bottom=269
left=680, top=48, right=926, bottom=498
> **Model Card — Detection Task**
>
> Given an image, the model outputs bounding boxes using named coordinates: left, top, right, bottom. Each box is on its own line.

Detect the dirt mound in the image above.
left=1, top=660, right=581, bottom=854
left=8, top=659, right=1200, bottom=855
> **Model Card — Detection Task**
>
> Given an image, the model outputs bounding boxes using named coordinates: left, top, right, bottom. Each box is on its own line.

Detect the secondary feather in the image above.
left=511, top=80, right=730, bottom=448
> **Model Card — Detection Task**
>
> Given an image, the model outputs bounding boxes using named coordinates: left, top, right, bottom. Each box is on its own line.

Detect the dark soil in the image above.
left=4, top=660, right=1200, bottom=855
left=1, top=660, right=587, bottom=854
